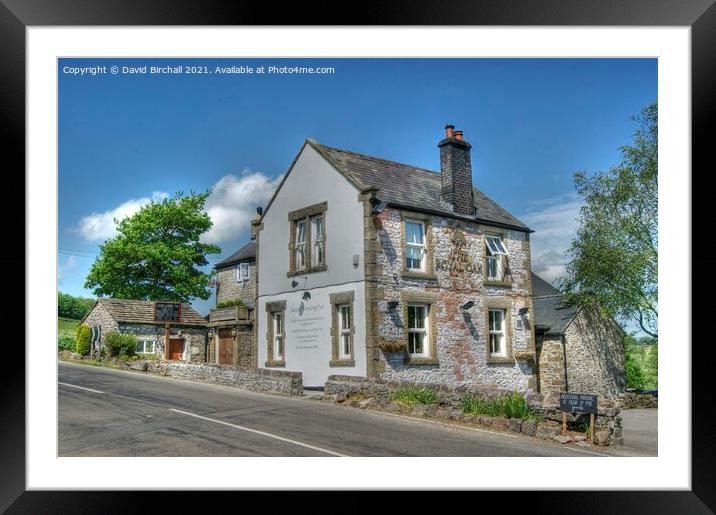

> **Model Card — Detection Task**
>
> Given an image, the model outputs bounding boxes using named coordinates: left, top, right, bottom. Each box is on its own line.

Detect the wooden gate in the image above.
left=218, top=328, right=234, bottom=365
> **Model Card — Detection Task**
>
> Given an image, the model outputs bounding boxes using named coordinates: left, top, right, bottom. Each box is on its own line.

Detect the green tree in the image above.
left=58, top=292, right=95, bottom=319
left=84, top=192, right=220, bottom=302
left=561, top=102, right=657, bottom=337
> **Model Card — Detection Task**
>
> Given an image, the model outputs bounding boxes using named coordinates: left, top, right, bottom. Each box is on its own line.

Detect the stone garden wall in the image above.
left=325, top=374, right=622, bottom=446
left=148, top=361, right=302, bottom=396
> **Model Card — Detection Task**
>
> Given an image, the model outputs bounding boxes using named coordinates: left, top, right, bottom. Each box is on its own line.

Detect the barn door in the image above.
left=218, top=328, right=234, bottom=365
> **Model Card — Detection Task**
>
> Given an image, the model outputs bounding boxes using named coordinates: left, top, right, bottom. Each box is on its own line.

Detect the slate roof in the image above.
left=92, top=298, right=208, bottom=326
left=531, top=272, right=577, bottom=335
left=531, top=272, right=559, bottom=296
left=307, top=140, right=531, bottom=232
left=214, top=241, right=256, bottom=269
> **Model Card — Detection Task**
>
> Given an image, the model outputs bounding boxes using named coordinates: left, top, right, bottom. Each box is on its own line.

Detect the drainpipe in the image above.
left=562, top=334, right=569, bottom=392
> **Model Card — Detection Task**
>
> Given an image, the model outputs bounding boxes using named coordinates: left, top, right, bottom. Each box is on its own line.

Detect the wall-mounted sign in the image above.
left=155, top=302, right=182, bottom=322
left=435, top=228, right=482, bottom=274
left=559, top=393, right=598, bottom=414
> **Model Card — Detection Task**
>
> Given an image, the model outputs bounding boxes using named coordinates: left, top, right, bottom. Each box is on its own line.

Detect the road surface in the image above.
left=59, top=362, right=608, bottom=457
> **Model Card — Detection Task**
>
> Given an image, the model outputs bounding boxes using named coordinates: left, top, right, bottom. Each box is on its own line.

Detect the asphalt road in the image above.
left=59, top=362, right=607, bottom=457
left=619, top=408, right=658, bottom=455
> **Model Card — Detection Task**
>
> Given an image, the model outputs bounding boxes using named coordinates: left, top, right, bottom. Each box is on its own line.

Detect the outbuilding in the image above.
left=532, top=273, right=626, bottom=399
left=81, top=298, right=208, bottom=361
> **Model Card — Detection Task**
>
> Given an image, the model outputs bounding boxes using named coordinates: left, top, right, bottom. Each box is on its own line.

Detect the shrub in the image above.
left=75, top=324, right=91, bottom=356
left=58, top=335, right=75, bottom=352
left=504, top=391, right=530, bottom=419
left=462, top=392, right=540, bottom=420
left=390, top=387, right=439, bottom=406
left=216, top=299, right=245, bottom=309
left=105, top=331, right=138, bottom=359
left=462, top=395, right=504, bottom=417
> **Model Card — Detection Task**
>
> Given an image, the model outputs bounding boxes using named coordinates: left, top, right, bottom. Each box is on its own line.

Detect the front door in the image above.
left=218, top=328, right=234, bottom=365
left=168, top=338, right=184, bottom=361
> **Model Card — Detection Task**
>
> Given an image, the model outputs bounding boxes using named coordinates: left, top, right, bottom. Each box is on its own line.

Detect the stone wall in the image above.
left=148, top=361, right=302, bottom=395
left=236, top=327, right=254, bottom=367
left=119, top=323, right=206, bottom=363
left=82, top=303, right=119, bottom=347
left=369, top=206, right=536, bottom=390
left=563, top=308, right=626, bottom=399
left=325, top=374, right=621, bottom=445
left=216, top=262, right=256, bottom=308
left=536, top=335, right=566, bottom=395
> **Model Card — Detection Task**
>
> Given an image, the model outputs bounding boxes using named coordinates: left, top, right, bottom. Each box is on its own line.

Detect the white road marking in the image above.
left=58, top=382, right=105, bottom=394
left=168, top=408, right=349, bottom=457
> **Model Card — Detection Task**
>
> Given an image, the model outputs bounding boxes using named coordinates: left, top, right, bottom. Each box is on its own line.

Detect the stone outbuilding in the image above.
left=207, top=240, right=256, bottom=366
left=81, top=298, right=208, bottom=362
left=532, top=273, right=626, bottom=399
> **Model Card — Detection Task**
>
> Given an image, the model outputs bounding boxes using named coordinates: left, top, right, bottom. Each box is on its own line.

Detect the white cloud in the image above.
left=58, top=255, right=77, bottom=284
left=74, top=172, right=280, bottom=246
left=520, top=193, right=582, bottom=285
left=76, top=191, right=169, bottom=241
left=202, top=172, right=281, bottom=244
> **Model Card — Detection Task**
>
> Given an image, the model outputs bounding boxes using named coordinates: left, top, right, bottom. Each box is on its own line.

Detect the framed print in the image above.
left=3, top=0, right=713, bottom=511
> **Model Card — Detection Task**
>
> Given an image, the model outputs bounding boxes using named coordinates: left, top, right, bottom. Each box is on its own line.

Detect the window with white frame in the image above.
left=489, top=309, right=507, bottom=356
left=237, top=262, right=250, bottom=281
left=407, top=304, right=430, bottom=357
left=405, top=220, right=426, bottom=271
left=136, top=339, right=156, bottom=354
left=338, top=304, right=352, bottom=360
left=295, top=220, right=307, bottom=270
left=486, top=234, right=509, bottom=280
left=311, top=214, right=325, bottom=267
left=273, top=311, right=285, bottom=361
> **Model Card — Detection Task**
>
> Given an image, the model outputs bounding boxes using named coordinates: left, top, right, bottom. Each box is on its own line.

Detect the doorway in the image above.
left=168, top=338, right=185, bottom=361
left=218, top=328, right=234, bottom=365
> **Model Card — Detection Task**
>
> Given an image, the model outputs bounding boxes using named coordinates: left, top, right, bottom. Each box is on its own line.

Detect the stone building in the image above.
left=81, top=298, right=208, bottom=361
left=532, top=273, right=626, bottom=399
left=207, top=241, right=256, bottom=366
left=254, top=125, right=538, bottom=389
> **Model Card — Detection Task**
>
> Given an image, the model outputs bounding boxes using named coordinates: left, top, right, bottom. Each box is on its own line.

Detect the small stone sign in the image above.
left=559, top=393, right=598, bottom=414
left=155, top=302, right=182, bottom=322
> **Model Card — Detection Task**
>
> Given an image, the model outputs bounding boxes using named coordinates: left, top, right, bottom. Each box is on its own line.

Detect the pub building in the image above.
left=251, top=125, right=539, bottom=389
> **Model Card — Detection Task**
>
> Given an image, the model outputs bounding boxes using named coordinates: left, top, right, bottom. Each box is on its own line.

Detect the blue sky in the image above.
left=58, top=58, right=657, bottom=317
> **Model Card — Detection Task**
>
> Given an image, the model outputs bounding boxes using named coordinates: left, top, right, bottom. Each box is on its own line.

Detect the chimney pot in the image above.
left=454, top=130, right=464, bottom=141
left=445, top=124, right=455, bottom=138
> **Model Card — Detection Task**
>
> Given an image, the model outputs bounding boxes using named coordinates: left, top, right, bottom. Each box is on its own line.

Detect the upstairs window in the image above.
left=237, top=262, right=250, bottom=281
left=295, top=220, right=307, bottom=270
left=486, top=234, right=509, bottom=281
left=288, top=202, right=328, bottom=275
left=311, top=214, right=325, bottom=267
left=405, top=220, right=426, bottom=272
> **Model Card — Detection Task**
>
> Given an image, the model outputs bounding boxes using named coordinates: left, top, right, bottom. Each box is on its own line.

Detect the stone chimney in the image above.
left=438, top=124, right=475, bottom=216
left=250, top=206, right=263, bottom=240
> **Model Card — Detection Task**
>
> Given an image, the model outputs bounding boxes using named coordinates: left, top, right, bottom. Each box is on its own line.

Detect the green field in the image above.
left=58, top=317, right=80, bottom=337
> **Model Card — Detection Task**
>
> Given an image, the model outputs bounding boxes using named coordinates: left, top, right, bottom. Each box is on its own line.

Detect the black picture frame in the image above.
left=4, top=0, right=712, bottom=511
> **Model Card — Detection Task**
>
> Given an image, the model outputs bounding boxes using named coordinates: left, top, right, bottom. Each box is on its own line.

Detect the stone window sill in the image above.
left=329, top=359, right=355, bottom=368
left=483, top=279, right=513, bottom=287
left=264, top=360, right=286, bottom=368
left=405, top=356, right=439, bottom=366
left=287, top=265, right=328, bottom=277
left=401, top=271, right=437, bottom=281
left=486, top=355, right=513, bottom=365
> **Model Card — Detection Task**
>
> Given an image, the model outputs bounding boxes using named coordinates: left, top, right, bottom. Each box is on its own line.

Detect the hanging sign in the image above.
left=155, top=302, right=182, bottom=322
